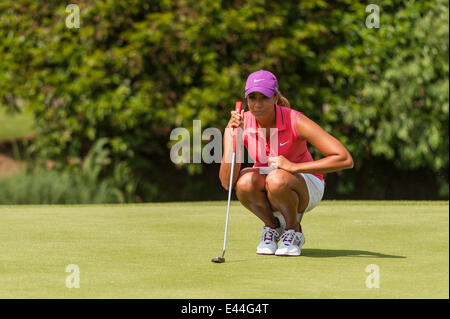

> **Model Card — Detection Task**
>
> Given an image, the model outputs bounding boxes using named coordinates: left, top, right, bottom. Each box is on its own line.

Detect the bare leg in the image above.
left=265, top=170, right=309, bottom=232
left=235, top=168, right=279, bottom=228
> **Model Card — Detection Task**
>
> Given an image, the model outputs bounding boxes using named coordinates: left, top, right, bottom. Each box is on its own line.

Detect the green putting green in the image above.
left=0, top=201, right=448, bottom=298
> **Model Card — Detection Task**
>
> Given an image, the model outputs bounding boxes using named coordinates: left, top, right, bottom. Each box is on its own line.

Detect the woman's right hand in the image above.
left=221, top=109, right=244, bottom=190
left=226, top=109, right=245, bottom=129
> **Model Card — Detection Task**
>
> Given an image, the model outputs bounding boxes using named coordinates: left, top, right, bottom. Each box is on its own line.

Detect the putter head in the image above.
left=211, top=257, right=225, bottom=263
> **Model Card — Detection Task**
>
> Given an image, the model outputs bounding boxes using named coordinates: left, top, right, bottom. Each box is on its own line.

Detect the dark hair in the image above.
left=276, top=91, right=291, bottom=108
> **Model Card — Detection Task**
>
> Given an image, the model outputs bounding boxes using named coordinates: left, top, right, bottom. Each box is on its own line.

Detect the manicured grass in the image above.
left=0, top=201, right=448, bottom=298
left=0, top=108, right=35, bottom=141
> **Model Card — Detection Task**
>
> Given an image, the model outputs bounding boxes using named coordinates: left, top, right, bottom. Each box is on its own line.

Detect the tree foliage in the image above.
left=0, top=0, right=448, bottom=200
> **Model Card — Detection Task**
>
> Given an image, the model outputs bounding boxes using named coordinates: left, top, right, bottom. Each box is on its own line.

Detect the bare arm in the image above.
left=219, top=110, right=244, bottom=190
left=287, top=114, right=353, bottom=174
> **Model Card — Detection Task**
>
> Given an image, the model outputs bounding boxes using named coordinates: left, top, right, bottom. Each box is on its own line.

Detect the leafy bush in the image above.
left=0, top=139, right=138, bottom=204
left=0, top=0, right=448, bottom=200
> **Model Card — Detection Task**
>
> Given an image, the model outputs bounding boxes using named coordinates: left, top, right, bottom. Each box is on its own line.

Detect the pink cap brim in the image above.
left=245, top=87, right=277, bottom=98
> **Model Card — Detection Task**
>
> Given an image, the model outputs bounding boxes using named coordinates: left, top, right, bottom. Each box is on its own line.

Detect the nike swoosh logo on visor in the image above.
left=253, top=79, right=264, bottom=82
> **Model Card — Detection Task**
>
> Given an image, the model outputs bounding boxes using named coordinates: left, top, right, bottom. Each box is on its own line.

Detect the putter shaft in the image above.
left=221, top=151, right=236, bottom=259
left=217, top=101, right=242, bottom=261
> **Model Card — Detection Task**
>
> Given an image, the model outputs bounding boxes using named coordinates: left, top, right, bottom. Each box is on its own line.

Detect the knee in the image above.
left=235, top=173, right=259, bottom=197
left=265, top=170, right=289, bottom=194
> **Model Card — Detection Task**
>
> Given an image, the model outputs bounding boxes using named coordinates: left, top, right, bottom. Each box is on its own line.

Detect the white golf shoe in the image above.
left=256, top=214, right=286, bottom=255
left=256, top=226, right=282, bottom=255
left=275, top=229, right=305, bottom=256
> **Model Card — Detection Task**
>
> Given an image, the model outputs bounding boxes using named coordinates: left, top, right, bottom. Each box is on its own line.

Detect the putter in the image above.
left=212, top=101, right=243, bottom=264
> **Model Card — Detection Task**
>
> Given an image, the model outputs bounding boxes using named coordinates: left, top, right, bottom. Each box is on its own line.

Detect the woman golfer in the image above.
left=219, top=69, right=353, bottom=256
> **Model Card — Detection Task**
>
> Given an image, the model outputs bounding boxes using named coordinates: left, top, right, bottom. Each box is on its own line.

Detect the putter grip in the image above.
left=233, top=101, right=242, bottom=153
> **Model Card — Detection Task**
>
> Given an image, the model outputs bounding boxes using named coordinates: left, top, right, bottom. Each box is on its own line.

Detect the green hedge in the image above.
left=0, top=0, right=448, bottom=200
left=0, top=138, right=137, bottom=204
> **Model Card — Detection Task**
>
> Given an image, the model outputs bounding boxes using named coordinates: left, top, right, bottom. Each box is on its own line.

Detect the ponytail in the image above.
left=276, top=92, right=291, bottom=108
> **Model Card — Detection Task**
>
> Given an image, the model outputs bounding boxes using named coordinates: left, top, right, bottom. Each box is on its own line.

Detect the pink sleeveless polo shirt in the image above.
left=242, top=104, right=324, bottom=181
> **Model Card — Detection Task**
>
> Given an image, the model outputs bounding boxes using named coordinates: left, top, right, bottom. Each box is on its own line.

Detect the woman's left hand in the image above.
left=268, top=155, right=295, bottom=173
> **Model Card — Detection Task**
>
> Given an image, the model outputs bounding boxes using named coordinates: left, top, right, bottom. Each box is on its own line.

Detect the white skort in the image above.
left=297, top=173, right=325, bottom=213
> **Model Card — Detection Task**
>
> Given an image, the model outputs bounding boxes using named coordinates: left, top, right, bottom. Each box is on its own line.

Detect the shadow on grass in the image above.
left=216, top=249, right=406, bottom=264
left=301, top=248, right=406, bottom=259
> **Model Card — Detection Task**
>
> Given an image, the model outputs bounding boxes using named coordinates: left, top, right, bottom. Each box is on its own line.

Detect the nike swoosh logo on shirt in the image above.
left=253, top=79, right=264, bottom=82
left=280, top=141, right=288, bottom=146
